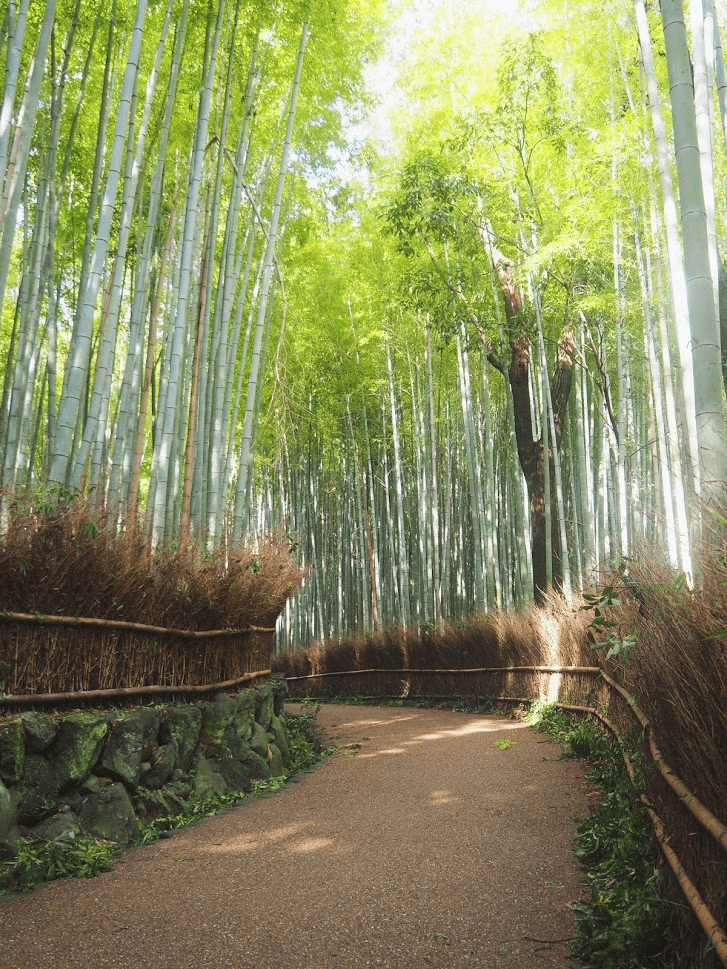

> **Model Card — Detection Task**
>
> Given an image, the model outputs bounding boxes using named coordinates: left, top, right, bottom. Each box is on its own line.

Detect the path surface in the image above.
left=0, top=704, right=592, bottom=968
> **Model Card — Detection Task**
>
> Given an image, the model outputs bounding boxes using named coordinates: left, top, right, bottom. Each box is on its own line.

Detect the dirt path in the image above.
left=0, top=703, right=592, bottom=968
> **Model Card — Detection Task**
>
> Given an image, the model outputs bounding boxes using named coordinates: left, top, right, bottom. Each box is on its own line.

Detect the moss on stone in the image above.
left=269, top=713, right=289, bottom=762
left=200, top=694, right=238, bottom=757
left=31, top=809, right=82, bottom=842
left=242, top=748, right=270, bottom=781
left=254, top=687, right=274, bottom=730
left=0, top=719, right=25, bottom=784
left=78, top=783, right=139, bottom=846
left=192, top=755, right=226, bottom=798
left=267, top=743, right=284, bottom=777
left=50, top=715, right=108, bottom=788
left=0, top=778, right=20, bottom=860
left=21, top=712, right=57, bottom=753
left=250, top=720, right=269, bottom=758
left=100, top=711, right=153, bottom=787
left=140, top=743, right=176, bottom=789
left=16, top=754, right=60, bottom=824
left=159, top=705, right=201, bottom=772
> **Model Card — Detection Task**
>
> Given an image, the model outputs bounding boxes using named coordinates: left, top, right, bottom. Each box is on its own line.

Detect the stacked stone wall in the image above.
left=0, top=680, right=290, bottom=857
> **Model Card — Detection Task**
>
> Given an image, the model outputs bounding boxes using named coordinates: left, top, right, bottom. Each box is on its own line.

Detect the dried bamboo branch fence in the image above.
left=0, top=500, right=304, bottom=707
left=558, top=697, right=727, bottom=967
left=284, top=663, right=727, bottom=967
left=0, top=609, right=277, bottom=705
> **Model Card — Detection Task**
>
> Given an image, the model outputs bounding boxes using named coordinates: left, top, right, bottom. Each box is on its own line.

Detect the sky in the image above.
left=363, top=0, right=536, bottom=147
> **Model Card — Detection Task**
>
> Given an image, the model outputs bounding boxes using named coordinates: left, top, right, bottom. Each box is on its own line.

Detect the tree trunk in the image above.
left=496, top=260, right=574, bottom=604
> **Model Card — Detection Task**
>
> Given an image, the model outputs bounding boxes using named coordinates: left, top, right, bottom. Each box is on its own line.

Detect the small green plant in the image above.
left=582, top=582, right=639, bottom=665
left=594, top=630, right=638, bottom=664
left=564, top=721, right=606, bottom=760
left=300, top=696, right=321, bottom=717
left=492, top=738, right=515, bottom=750
left=27, top=484, right=77, bottom=519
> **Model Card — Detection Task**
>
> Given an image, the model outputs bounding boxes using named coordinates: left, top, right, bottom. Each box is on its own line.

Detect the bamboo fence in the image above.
left=0, top=610, right=276, bottom=701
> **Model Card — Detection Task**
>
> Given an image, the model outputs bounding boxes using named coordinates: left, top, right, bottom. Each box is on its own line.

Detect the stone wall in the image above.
left=0, top=680, right=290, bottom=858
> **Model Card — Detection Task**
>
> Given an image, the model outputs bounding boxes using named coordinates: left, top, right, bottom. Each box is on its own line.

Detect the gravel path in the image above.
left=0, top=703, right=591, bottom=968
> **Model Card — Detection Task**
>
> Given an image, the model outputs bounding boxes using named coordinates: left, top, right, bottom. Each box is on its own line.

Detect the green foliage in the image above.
left=492, top=737, right=516, bottom=750
left=4, top=484, right=77, bottom=521
left=0, top=832, right=117, bottom=894
left=582, top=581, right=638, bottom=665
left=524, top=697, right=570, bottom=733
left=570, top=788, right=674, bottom=968
left=531, top=704, right=678, bottom=969
left=563, top=719, right=609, bottom=761
left=82, top=520, right=100, bottom=541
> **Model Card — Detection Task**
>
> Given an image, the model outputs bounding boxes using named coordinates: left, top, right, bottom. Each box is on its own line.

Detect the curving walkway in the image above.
left=0, top=704, right=591, bottom=968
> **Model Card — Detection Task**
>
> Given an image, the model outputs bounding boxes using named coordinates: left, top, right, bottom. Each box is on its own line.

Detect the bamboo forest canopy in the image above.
left=2, top=0, right=727, bottom=646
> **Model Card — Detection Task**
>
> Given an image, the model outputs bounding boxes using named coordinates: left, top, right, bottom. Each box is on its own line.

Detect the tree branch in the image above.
left=580, top=310, right=619, bottom=446
left=421, top=232, right=506, bottom=374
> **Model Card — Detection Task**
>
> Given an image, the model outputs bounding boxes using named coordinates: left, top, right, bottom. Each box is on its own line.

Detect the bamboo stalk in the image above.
left=600, top=669, right=727, bottom=856
left=0, top=611, right=275, bottom=638
left=0, top=669, right=273, bottom=709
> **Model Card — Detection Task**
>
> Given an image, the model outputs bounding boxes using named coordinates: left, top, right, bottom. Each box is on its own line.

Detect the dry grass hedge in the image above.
left=274, top=601, right=602, bottom=706
left=0, top=496, right=304, bottom=695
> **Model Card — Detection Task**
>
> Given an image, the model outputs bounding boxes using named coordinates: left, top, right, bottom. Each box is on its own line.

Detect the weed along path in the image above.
left=0, top=704, right=591, bottom=969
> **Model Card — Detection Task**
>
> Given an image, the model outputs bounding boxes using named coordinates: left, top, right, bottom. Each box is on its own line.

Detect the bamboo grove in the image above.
left=3, top=0, right=727, bottom=649
left=0, top=0, right=384, bottom=545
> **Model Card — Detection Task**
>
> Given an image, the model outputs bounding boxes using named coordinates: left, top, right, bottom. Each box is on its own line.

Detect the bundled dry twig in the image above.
left=0, top=496, right=304, bottom=695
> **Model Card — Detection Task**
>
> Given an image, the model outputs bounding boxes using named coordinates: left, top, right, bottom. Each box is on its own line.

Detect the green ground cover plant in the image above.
left=0, top=710, right=327, bottom=896
left=528, top=702, right=679, bottom=969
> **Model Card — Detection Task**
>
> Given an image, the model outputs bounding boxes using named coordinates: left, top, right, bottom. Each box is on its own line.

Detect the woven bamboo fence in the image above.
left=0, top=610, right=276, bottom=706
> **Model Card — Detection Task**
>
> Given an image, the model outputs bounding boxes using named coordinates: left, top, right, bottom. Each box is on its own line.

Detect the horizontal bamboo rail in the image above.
left=0, top=610, right=275, bottom=639
left=285, top=665, right=601, bottom=680
left=560, top=703, right=727, bottom=967
left=0, top=669, right=273, bottom=710
left=600, top=670, right=727, bottom=858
